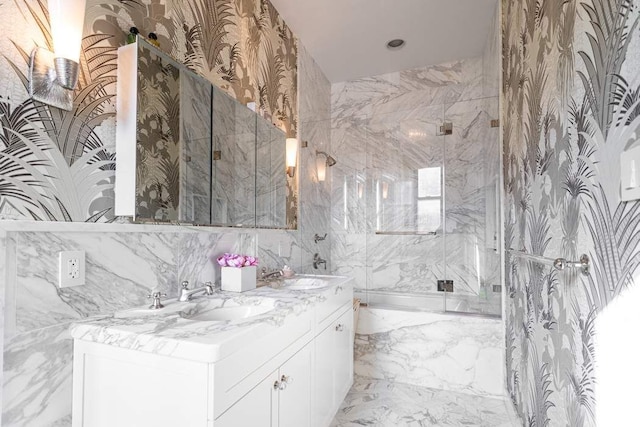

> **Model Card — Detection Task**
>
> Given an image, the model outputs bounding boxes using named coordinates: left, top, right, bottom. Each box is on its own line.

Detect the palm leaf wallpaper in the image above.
left=0, top=0, right=297, bottom=226
left=503, top=0, right=640, bottom=425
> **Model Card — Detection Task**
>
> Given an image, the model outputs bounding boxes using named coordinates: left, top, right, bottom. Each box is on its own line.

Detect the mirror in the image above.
left=115, top=38, right=288, bottom=228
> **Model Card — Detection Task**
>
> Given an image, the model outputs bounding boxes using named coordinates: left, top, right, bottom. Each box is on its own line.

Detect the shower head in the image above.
left=316, top=150, right=337, bottom=166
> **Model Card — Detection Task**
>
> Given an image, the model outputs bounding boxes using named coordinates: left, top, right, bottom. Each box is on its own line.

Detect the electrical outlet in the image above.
left=58, top=251, right=86, bottom=288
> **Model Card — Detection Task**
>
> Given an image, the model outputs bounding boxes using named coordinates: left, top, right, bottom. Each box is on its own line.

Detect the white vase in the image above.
left=221, top=266, right=257, bottom=292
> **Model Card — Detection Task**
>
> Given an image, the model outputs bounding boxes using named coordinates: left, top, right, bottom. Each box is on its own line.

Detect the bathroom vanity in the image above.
left=70, top=275, right=353, bottom=427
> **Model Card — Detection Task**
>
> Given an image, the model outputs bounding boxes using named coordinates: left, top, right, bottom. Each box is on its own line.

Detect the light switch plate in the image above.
left=621, top=146, right=640, bottom=202
left=58, top=250, right=86, bottom=288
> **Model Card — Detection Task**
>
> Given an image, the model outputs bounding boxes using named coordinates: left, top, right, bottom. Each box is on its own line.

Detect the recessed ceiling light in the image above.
left=386, top=39, right=406, bottom=50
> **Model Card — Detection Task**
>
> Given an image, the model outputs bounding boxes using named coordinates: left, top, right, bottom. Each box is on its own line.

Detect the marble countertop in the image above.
left=70, top=274, right=352, bottom=363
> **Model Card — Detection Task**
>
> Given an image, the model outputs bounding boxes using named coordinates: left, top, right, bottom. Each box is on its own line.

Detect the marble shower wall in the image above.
left=298, top=45, right=332, bottom=274
left=354, top=307, right=505, bottom=398
left=0, top=37, right=331, bottom=427
left=330, top=55, right=500, bottom=314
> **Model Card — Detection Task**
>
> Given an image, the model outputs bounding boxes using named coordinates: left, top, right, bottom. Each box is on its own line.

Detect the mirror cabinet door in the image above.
left=255, top=117, right=286, bottom=228
left=120, top=39, right=289, bottom=228
left=180, top=72, right=212, bottom=225
left=135, top=44, right=182, bottom=222
left=211, top=87, right=256, bottom=227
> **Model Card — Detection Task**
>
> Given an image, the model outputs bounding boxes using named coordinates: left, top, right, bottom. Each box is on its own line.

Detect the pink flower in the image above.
left=216, top=253, right=258, bottom=268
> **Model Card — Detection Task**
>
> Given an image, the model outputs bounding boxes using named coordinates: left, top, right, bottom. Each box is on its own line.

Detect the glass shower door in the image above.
left=442, top=96, right=501, bottom=316
left=365, top=104, right=446, bottom=311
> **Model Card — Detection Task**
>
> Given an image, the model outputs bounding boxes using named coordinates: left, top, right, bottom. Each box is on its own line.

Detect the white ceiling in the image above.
left=270, top=0, right=498, bottom=83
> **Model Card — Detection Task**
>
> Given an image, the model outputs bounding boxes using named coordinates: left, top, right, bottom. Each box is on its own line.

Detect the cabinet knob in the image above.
left=335, top=324, right=344, bottom=332
left=281, top=374, right=293, bottom=385
left=273, top=380, right=287, bottom=391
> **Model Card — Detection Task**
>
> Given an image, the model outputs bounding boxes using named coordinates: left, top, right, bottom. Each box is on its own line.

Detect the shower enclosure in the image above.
left=331, top=94, right=502, bottom=317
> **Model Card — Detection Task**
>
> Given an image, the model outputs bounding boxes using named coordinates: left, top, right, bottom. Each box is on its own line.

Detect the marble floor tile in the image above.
left=331, top=377, right=519, bottom=427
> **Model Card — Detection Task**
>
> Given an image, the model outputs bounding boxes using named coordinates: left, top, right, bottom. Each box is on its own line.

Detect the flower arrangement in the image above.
left=216, top=253, right=258, bottom=268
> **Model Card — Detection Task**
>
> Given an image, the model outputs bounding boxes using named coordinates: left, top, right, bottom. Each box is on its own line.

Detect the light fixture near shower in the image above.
left=316, top=150, right=337, bottom=182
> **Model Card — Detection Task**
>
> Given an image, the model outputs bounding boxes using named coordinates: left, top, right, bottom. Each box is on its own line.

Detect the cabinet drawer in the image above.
left=315, top=282, right=353, bottom=328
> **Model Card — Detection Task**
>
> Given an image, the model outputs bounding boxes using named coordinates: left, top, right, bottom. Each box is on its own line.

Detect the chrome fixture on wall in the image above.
left=313, top=253, right=327, bottom=270
left=28, top=0, right=87, bottom=111
left=314, top=233, right=327, bottom=243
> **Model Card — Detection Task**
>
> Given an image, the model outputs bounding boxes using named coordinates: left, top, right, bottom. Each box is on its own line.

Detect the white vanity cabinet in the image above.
left=71, top=280, right=353, bottom=427
left=216, top=344, right=312, bottom=427
left=314, top=305, right=354, bottom=427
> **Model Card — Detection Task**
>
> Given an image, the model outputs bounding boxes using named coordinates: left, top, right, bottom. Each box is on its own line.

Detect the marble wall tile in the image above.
left=255, top=229, right=302, bottom=274
left=481, top=2, right=501, bottom=98
left=14, top=231, right=181, bottom=333
left=354, top=307, right=504, bottom=398
left=331, top=232, right=367, bottom=292
left=298, top=44, right=331, bottom=122
left=367, top=235, right=443, bottom=294
left=2, top=324, right=74, bottom=426
left=297, top=44, right=332, bottom=275
left=177, top=231, right=255, bottom=288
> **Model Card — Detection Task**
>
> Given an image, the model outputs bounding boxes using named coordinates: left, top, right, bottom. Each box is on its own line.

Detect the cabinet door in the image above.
left=334, top=308, right=354, bottom=401
left=279, top=345, right=312, bottom=427
left=215, top=370, right=278, bottom=427
left=314, top=321, right=336, bottom=427
left=314, top=306, right=354, bottom=427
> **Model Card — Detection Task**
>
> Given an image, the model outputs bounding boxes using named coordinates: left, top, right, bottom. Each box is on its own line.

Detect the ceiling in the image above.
left=270, top=0, right=498, bottom=83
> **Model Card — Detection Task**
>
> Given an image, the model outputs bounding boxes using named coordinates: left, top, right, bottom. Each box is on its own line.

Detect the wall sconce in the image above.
left=316, top=156, right=326, bottom=182
left=286, top=138, right=298, bottom=177
left=316, top=150, right=337, bottom=183
left=28, top=0, right=87, bottom=111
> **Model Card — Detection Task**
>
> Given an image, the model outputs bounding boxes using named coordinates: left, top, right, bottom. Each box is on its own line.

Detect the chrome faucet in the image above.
left=260, top=267, right=284, bottom=280
left=178, top=280, right=215, bottom=302
left=313, top=253, right=327, bottom=270
left=314, top=233, right=327, bottom=243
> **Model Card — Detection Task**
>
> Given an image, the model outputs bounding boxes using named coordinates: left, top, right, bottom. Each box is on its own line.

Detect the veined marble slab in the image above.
left=354, top=308, right=505, bottom=398
left=331, top=376, right=520, bottom=427
left=70, top=275, right=352, bottom=363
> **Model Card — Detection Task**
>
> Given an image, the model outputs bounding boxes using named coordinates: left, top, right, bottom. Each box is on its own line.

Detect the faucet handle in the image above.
left=204, top=281, right=216, bottom=295
left=181, top=280, right=189, bottom=289
left=147, top=292, right=167, bottom=310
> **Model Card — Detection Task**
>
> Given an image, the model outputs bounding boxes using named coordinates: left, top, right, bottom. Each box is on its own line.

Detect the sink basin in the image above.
left=188, top=305, right=273, bottom=321
left=280, top=277, right=332, bottom=290
left=182, top=297, right=277, bottom=322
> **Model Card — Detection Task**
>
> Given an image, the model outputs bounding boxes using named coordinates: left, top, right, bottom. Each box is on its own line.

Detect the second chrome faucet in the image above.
left=178, top=281, right=215, bottom=302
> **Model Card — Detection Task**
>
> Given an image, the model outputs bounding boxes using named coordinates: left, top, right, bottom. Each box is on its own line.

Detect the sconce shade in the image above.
left=316, top=156, right=326, bottom=182
left=49, top=0, right=87, bottom=63
left=28, top=0, right=86, bottom=110
left=286, top=138, right=298, bottom=177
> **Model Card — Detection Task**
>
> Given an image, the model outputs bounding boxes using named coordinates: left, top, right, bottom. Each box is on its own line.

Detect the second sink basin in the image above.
left=280, top=277, right=332, bottom=290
